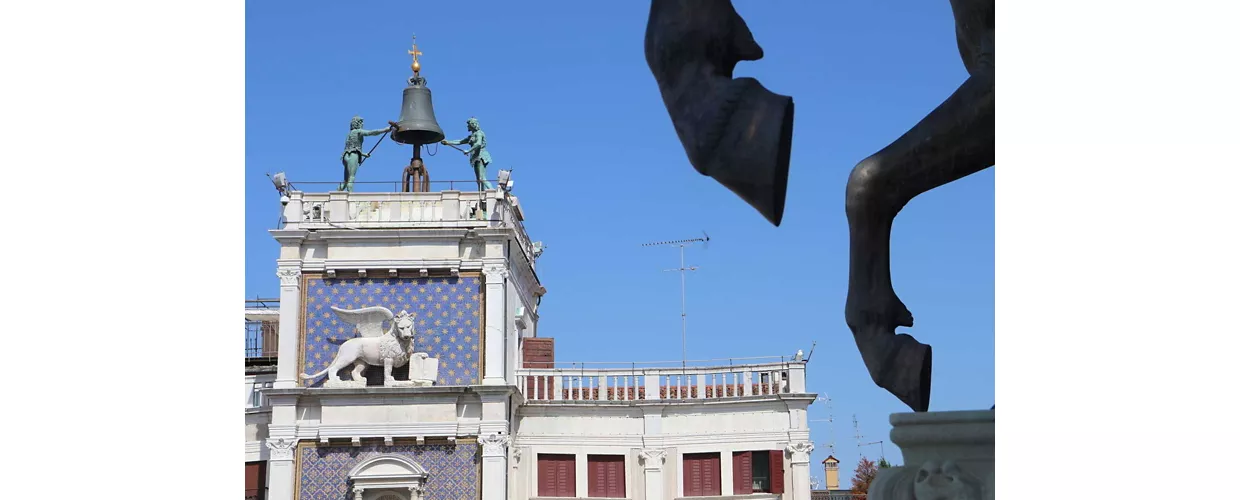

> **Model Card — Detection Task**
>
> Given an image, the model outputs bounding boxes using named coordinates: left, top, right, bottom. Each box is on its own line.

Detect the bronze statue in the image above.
left=442, top=117, right=494, bottom=192
left=340, top=116, right=394, bottom=192
left=645, top=0, right=994, bottom=412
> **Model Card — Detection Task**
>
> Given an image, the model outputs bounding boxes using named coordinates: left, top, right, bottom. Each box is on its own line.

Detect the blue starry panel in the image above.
left=301, top=276, right=484, bottom=386
left=298, top=444, right=479, bottom=500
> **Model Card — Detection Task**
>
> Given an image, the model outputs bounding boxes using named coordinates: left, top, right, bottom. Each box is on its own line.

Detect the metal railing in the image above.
left=516, top=358, right=807, bottom=402
left=290, top=179, right=498, bottom=193
left=245, top=298, right=279, bottom=359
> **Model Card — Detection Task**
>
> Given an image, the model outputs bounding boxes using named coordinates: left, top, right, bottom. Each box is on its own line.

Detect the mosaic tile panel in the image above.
left=302, top=276, right=483, bottom=386
left=298, top=444, right=479, bottom=500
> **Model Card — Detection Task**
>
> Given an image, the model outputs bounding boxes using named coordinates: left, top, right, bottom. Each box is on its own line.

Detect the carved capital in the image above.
left=276, top=267, right=301, bottom=287
left=479, top=433, right=510, bottom=456
left=785, top=441, right=814, bottom=463
left=512, top=447, right=523, bottom=463
left=265, top=437, right=298, bottom=461
left=639, top=448, right=666, bottom=469
left=483, top=264, right=508, bottom=283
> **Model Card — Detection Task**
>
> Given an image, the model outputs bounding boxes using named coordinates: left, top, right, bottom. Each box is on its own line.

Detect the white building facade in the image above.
left=244, top=187, right=817, bottom=500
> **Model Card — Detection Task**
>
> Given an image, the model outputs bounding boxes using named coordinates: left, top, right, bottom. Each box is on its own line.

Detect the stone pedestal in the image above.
left=869, top=410, right=994, bottom=500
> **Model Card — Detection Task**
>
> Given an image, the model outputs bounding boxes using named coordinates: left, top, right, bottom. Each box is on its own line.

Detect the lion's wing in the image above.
left=331, top=306, right=394, bottom=338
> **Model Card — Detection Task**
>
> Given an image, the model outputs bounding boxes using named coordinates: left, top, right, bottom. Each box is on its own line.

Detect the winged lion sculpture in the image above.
left=300, top=306, right=421, bottom=386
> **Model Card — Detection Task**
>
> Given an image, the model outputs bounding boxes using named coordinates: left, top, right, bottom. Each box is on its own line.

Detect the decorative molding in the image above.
left=639, top=448, right=666, bottom=469
left=277, top=267, right=301, bottom=286
left=786, top=441, right=814, bottom=454
left=478, top=433, right=511, bottom=456
left=483, top=264, right=509, bottom=282
left=265, top=436, right=298, bottom=461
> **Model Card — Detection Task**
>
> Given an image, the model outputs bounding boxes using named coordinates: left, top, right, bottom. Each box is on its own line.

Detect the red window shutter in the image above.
left=538, top=456, right=553, bottom=497
left=706, top=454, right=721, bottom=496
left=733, top=452, right=753, bottom=495
left=587, top=455, right=625, bottom=498
left=684, top=454, right=701, bottom=497
left=245, top=464, right=260, bottom=491
left=683, top=453, right=722, bottom=497
left=540, top=454, right=576, bottom=497
left=566, top=456, right=578, bottom=497
left=769, top=450, right=785, bottom=494
left=609, top=457, right=625, bottom=498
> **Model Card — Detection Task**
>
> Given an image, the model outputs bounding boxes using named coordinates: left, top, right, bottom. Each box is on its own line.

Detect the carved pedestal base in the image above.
left=869, top=410, right=994, bottom=500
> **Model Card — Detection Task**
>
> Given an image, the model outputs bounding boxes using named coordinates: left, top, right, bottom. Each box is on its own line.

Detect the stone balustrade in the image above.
left=515, top=360, right=808, bottom=403
left=278, top=189, right=534, bottom=260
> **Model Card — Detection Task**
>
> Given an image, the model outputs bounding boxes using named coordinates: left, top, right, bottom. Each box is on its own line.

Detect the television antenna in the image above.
left=642, top=232, right=710, bottom=371
left=809, top=394, right=837, bottom=457
left=853, top=414, right=886, bottom=460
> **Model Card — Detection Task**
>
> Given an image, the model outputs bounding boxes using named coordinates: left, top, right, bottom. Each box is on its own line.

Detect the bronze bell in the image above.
left=391, top=79, right=446, bottom=146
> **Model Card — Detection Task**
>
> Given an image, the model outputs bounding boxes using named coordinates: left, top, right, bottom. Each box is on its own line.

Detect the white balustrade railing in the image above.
left=278, top=188, right=536, bottom=262
left=515, top=361, right=807, bottom=402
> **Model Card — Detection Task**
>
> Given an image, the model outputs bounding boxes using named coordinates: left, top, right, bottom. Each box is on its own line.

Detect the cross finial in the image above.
left=408, top=35, right=423, bottom=75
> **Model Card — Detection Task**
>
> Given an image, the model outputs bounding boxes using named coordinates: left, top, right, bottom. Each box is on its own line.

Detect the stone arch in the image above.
left=347, top=455, right=428, bottom=500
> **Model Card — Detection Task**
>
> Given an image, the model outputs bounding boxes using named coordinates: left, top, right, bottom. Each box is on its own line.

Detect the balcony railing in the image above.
left=516, top=358, right=807, bottom=403
left=245, top=299, right=279, bottom=359
left=277, top=184, right=534, bottom=261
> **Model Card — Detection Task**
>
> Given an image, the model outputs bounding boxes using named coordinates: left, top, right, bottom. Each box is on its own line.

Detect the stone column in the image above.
left=482, top=265, right=508, bottom=385
left=639, top=449, right=666, bottom=500
left=274, top=266, right=302, bottom=389
left=786, top=442, right=814, bottom=500
left=266, top=437, right=299, bottom=500
left=480, top=433, right=511, bottom=500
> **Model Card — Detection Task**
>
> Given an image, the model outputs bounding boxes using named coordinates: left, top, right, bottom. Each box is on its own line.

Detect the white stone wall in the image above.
left=514, top=397, right=815, bottom=500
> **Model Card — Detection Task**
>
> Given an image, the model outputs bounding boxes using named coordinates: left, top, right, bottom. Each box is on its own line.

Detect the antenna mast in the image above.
left=642, top=233, right=710, bottom=371
left=853, top=414, right=886, bottom=460
left=810, top=394, right=837, bottom=457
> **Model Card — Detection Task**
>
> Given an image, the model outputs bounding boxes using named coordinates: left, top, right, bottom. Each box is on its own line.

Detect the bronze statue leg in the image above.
left=644, top=0, right=794, bottom=226
left=844, top=0, right=993, bottom=412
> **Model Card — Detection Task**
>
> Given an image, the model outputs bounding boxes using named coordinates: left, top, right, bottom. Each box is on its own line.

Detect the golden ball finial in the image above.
left=408, top=35, right=424, bottom=76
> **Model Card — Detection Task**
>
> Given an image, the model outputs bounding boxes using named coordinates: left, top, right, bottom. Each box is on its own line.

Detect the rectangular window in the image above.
left=683, top=453, right=721, bottom=497
left=731, top=451, right=784, bottom=494
left=538, top=454, right=576, bottom=498
left=587, top=455, right=625, bottom=498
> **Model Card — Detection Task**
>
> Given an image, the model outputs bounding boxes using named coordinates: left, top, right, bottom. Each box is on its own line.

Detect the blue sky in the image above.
left=246, top=0, right=993, bottom=482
